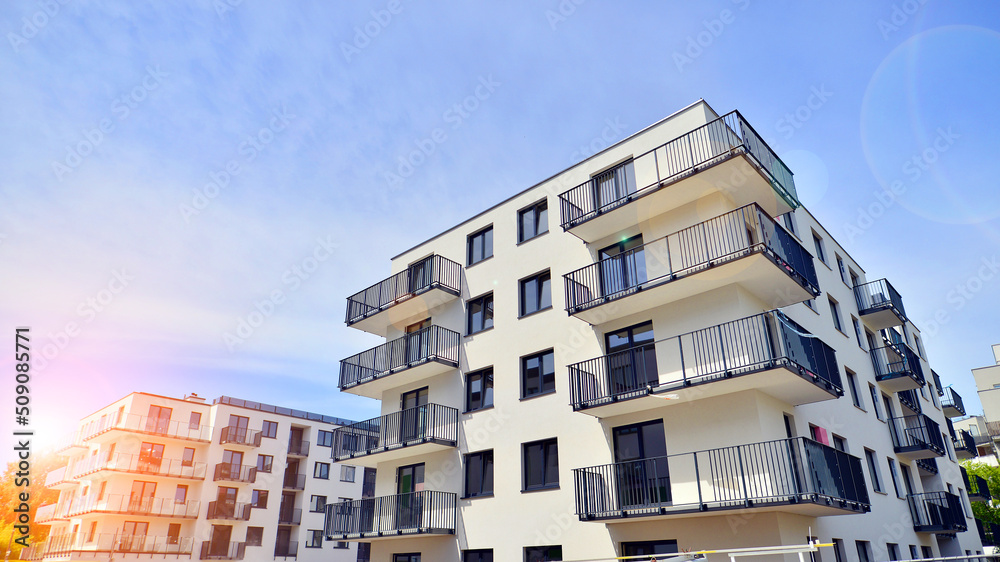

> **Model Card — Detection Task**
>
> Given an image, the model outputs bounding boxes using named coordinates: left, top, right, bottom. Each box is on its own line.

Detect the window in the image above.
left=465, top=550, right=493, bottom=562
left=314, top=462, right=330, bottom=479
left=261, top=420, right=278, bottom=439
left=317, top=430, right=334, bottom=447
left=246, top=527, right=263, bottom=547
left=310, top=495, right=327, bottom=512
left=465, top=450, right=494, bottom=498
left=189, top=412, right=201, bottom=430
left=466, top=368, right=494, bottom=412
left=850, top=270, right=859, bottom=288
left=340, top=465, right=356, bottom=482
left=468, top=225, right=493, bottom=265
left=887, top=544, right=900, bottom=562
left=812, top=232, right=827, bottom=264
left=852, top=317, right=864, bottom=349
left=828, top=297, right=843, bottom=332
left=908, top=546, right=918, bottom=560
left=519, top=270, right=552, bottom=316
left=856, top=541, right=871, bottom=562
left=832, top=434, right=847, bottom=452
left=334, top=541, right=348, bottom=549
left=864, top=449, right=883, bottom=492
left=882, top=393, right=895, bottom=419
left=945, top=433, right=954, bottom=460
left=522, top=350, right=555, bottom=398
left=523, top=438, right=559, bottom=490
left=846, top=370, right=862, bottom=409
left=467, top=293, right=494, bottom=334
left=394, top=555, right=421, bottom=562
left=837, top=255, right=847, bottom=283
left=519, top=200, right=548, bottom=243
left=914, top=335, right=925, bottom=358
left=175, top=485, right=188, bottom=503
left=804, top=298, right=816, bottom=311
left=167, top=523, right=181, bottom=545
left=256, top=454, right=273, bottom=473
left=780, top=212, right=797, bottom=235
left=182, top=447, right=195, bottom=467
left=921, top=547, right=933, bottom=559
left=251, top=489, right=268, bottom=508
left=524, top=546, right=562, bottom=561
left=306, top=530, right=323, bottom=548
left=87, top=522, right=97, bottom=542
left=887, top=458, right=902, bottom=498
left=869, top=384, right=882, bottom=420
left=622, top=541, right=678, bottom=556
left=831, top=540, right=846, bottom=562
left=97, top=481, right=106, bottom=500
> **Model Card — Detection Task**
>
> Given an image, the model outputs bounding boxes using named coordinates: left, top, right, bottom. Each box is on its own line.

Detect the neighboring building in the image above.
left=953, top=415, right=996, bottom=463
left=965, top=344, right=1000, bottom=549
left=325, top=100, right=983, bottom=562
left=974, top=345, right=1000, bottom=433
left=29, top=392, right=365, bottom=562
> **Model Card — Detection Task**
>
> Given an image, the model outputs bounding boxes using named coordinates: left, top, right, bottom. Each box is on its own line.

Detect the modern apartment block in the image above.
left=962, top=344, right=1000, bottom=548
left=29, top=392, right=365, bottom=562
left=325, top=99, right=983, bottom=562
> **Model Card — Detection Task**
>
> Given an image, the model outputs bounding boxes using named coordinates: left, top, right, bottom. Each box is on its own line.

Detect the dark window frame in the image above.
left=518, top=199, right=549, bottom=243
left=466, top=368, right=494, bottom=412
left=467, top=292, right=495, bottom=335
left=467, top=225, right=494, bottom=266
left=519, top=270, right=552, bottom=317
left=522, top=438, right=559, bottom=491
left=317, top=430, right=334, bottom=447
left=464, top=450, right=494, bottom=498
left=521, top=349, right=556, bottom=399
left=314, top=462, right=330, bottom=480
left=261, top=420, right=278, bottom=439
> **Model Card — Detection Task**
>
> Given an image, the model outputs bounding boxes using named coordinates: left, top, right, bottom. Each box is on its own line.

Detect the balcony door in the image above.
left=128, top=481, right=156, bottom=514
left=228, top=414, right=249, bottom=442
left=279, top=491, right=295, bottom=523
left=222, top=450, right=243, bottom=479
left=216, top=487, right=237, bottom=518
left=138, top=442, right=164, bottom=473
left=284, top=459, right=299, bottom=488
left=288, top=427, right=304, bottom=454
left=119, top=521, right=148, bottom=553
left=612, top=420, right=670, bottom=509
left=605, top=321, right=658, bottom=396
left=408, top=256, right=434, bottom=294
left=592, top=160, right=637, bottom=212
left=599, top=235, right=646, bottom=297
left=275, top=527, right=291, bottom=556
left=396, top=463, right=425, bottom=529
left=400, top=388, right=429, bottom=444
left=209, top=525, right=232, bottom=557
left=405, top=318, right=432, bottom=365
left=145, top=405, right=172, bottom=434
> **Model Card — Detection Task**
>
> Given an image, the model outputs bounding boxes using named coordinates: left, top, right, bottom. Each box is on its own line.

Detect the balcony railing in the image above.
left=73, top=451, right=207, bottom=480
left=954, top=429, right=977, bottom=458
left=34, top=503, right=62, bottom=523
left=568, top=310, right=840, bottom=412
left=888, top=415, right=945, bottom=457
left=274, top=541, right=298, bottom=557
left=213, top=463, right=257, bottom=483
left=287, top=439, right=310, bottom=456
left=870, top=343, right=925, bottom=389
left=24, top=533, right=194, bottom=559
left=979, top=519, right=1000, bottom=547
left=908, top=492, right=967, bottom=533
left=43, top=466, right=72, bottom=487
left=339, top=326, right=461, bottom=391
left=219, top=426, right=262, bottom=447
left=563, top=204, right=818, bottom=316
left=325, top=490, right=457, bottom=539
left=278, top=507, right=302, bottom=525
left=915, top=457, right=938, bottom=475
left=897, top=389, right=921, bottom=414
left=283, top=472, right=306, bottom=490
left=941, top=387, right=966, bottom=417
left=558, top=110, right=797, bottom=230
left=573, top=437, right=869, bottom=521
left=853, top=278, right=906, bottom=325
left=963, top=467, right=992, bottom=502
left=345, top=255, right=462, bottom=326
left=333, top=404, right=459, bottom=462
left=207, top=500, right=252, bottom=520
left=200, top=541, right=246, bottom=560
left=80, top=412, right=212, bottom=442
left=64, top=494, right=200, bottom=518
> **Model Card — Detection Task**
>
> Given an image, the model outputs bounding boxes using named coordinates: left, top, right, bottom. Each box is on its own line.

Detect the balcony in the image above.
left=24, top=534, right=194, bottom=559
left=213, top=463, right=257, bottom=483
left=568, top=310, right=841, bottom=418
left=941, top=387, right=966, bottom=418
left=888, top=415, right=945, bottom=459
left=200, top=541, right=246, bottom=561
left=853, top=279, right=907, bottom=330
left=64, top=494, right=200, bottom=518
left=333, top=404, right=459, bottom=467
left=963, top=467, right=991, bottom=502
left=278, top=507, right=302, bottom=525
left=325, top=490, right=457, bottom=540
left=979, top=519, right=1000, bottom=547
left=80, top=412, right=212, bottom=443
left=916, top=457, right=938, bottom=476
left=283, top=472, right=306, bottom=490
left=219, top=426, right=262, bottom=448
left=954, top=429, right=977, bottom=459
left=274, top=541, right=298, bottom=558
left=287, top=439, right=310, bottom=457
left=43, top=466, right=75, bottom=489
left=897, top=389, right=921, bottom=414
left=55, top=431, right=86, bottom=456
left=563, top=204, right=818, bottom=325
left=207, top=500, right=252, bottom=521
left=345, top=254, right=462, bottom=336
left=870, top=343, right=925, bottom=392
left=573, top=437, right=869, bottom=522
left=908, top=492, right=967, bottom=533
left=557, top=110, right=797, bottom=244
left=73, top=452, right=207, bottom=480
left=34, top=503, right=65, bottom=523
left=339, top=326, right=461, bottom=398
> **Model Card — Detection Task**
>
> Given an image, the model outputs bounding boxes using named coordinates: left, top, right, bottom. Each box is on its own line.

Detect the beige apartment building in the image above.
left=324, top=100, right=985, bottom=562
left=29, top=392, right=369, bottom=562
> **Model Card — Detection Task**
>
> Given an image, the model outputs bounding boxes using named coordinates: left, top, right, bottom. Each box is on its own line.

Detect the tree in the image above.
left=0, top=452, right=61, bottom=559
left=963, top=460, right=1000, bottom=524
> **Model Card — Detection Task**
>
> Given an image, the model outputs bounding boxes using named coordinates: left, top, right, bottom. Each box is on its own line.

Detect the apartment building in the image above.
left=30, top=392, right=365, bottom=562
left=325, top=100, right=983, bottom=562
left=961, top=345, right=1000, bottom=548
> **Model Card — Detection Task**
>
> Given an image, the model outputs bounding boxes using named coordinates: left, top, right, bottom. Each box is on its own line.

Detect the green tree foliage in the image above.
left=0, top=452, right=61, bottom=558
left=964, top=461, right=1000, bottom=524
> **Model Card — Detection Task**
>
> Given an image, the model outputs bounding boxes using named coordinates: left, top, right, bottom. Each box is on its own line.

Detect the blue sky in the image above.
left=2, top=1, right=999, bottom=461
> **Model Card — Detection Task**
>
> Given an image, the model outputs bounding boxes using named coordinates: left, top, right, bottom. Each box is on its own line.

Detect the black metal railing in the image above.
left=573, top=437, right=869, bottom=521
left=563, top=204, right=818, bottom=314
left=942, top=387, right=966, bottom=416
left=333, top=404, right=459, bottom=461
left=274, top=541, right=298, bottom=557
left=979, top=519, right=1000, bottom=546
left=200, top=541, right=246, bottom=560
left=888, top=415, right=945, bottom=455
left=870, top=343, right=925, bottom=387
left=207, top=500, right=251, bottom=520
left=72, top=451, right=207, bottom=480
left=282, top=472, right=305, bottom=490
left=325, top=490, right=457, bottom=538
left=279, top=507, right=302, bottom=525
left=339, top=326, right=461, bottom=390
left=558, top=110, right=797, bottom=230
left=219, top=426, right=262, bottom=447
left=955, top=429, right=977, bottom=456
left=897, top=389, right=921, bottom=414
left=854, top=278, right=906, bottom=323
left=568, top=310, right=840, bottom=411
left=916, top=457, right=938, bottom=475
left=932, top=370, right=944, bottom=396
left=287, top=440, right=310, bottom=456
left=213, top=463, right=257, bottom=483
left=908, top=492, right=966, bottom=533
left=963, top=467, right=992, bottom=502
left=345, top=255, right=462, bottom=326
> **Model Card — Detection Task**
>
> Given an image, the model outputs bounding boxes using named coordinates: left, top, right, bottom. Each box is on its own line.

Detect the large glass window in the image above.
left=518, top=200, right=548, bottom=243
left=464, top=450, right=494, bottom=498
left=523, top=438, right=558, bottom=490
left=467, top=293, right=494, bottom=334
left=522, top=350, right=555, bottom=398
left=466, top=368, right=494, bottom=412
left=519, top=271, right=552, bottom=316
left=524, top=546, right=562, bottom=562
left=468, top=226, right=493, bottom=265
